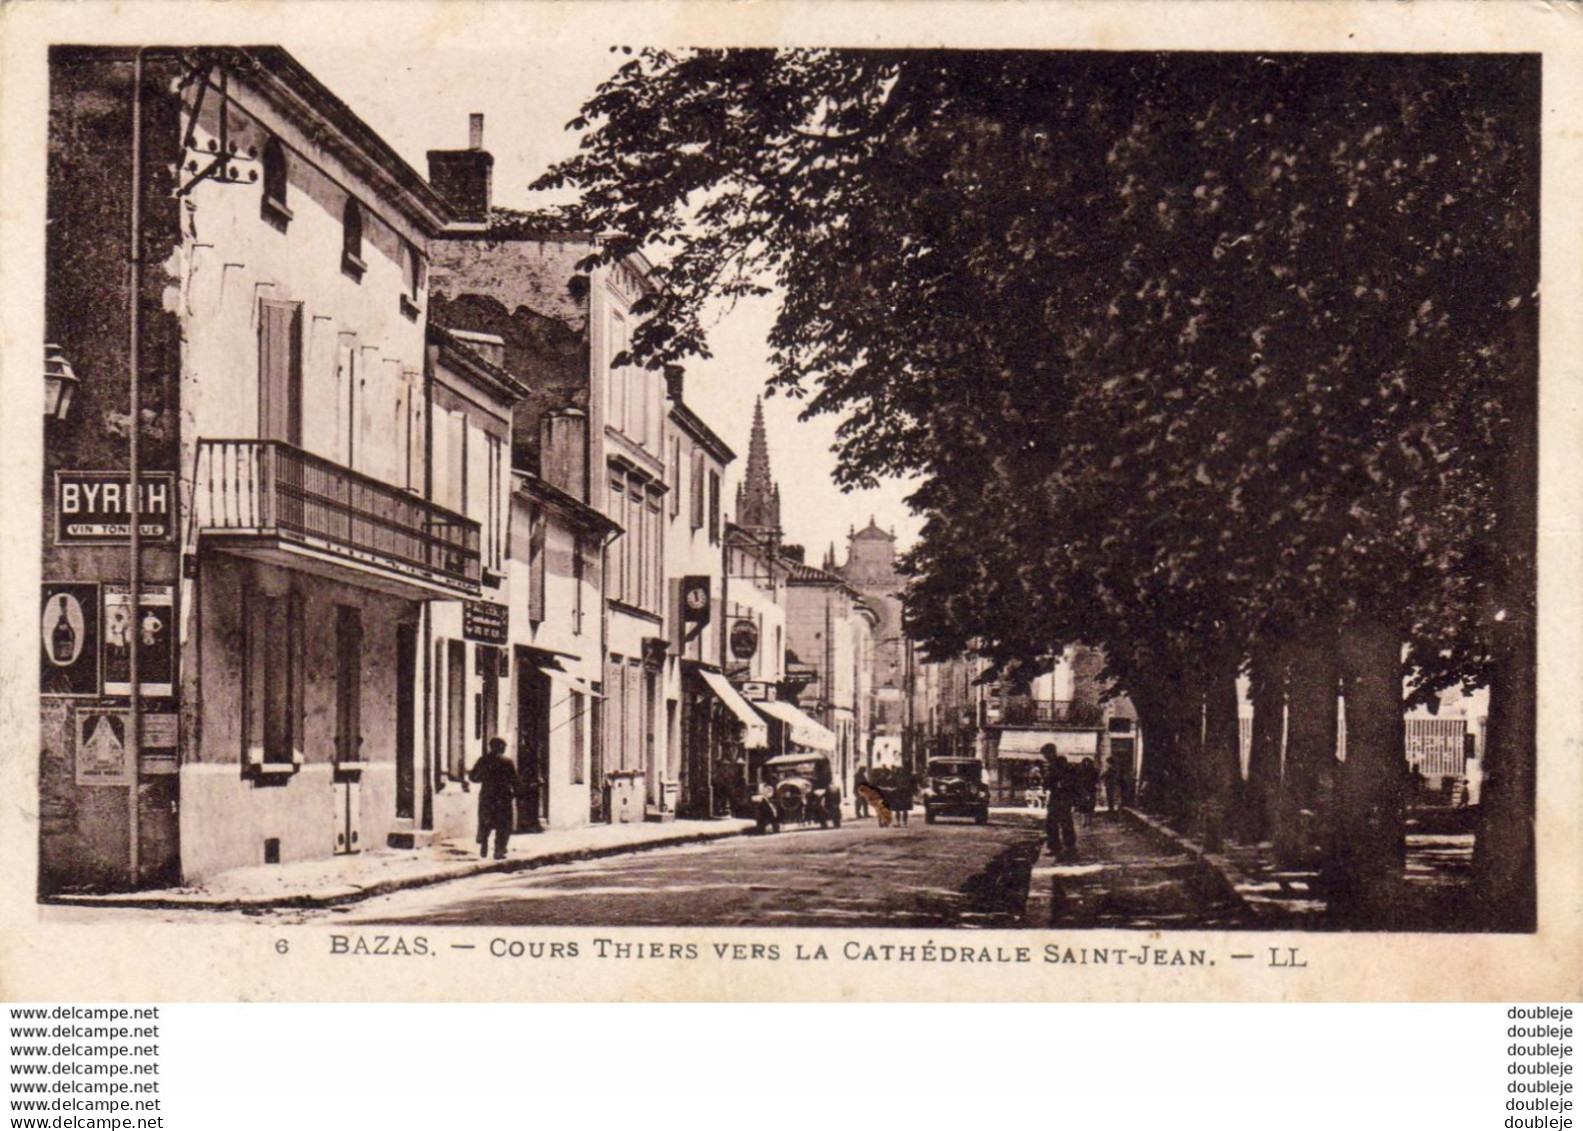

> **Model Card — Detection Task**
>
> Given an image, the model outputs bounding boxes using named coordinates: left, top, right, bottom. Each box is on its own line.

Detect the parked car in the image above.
left=923, top=757, right=990, bottom=825
left=755, top=753, right=843, bottom=833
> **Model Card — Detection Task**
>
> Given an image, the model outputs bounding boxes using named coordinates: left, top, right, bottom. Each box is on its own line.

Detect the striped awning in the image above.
left=696, top=669, right=769, bottom=750
left=754, top=699, right=838, bottom=753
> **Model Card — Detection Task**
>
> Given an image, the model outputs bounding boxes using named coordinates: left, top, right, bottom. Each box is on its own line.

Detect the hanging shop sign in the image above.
left=75, top=708, right=133, bottom=786
left=41, top=582, right=100, bottom=697
left=463, top=600, right=509, bottom=646
left=729, top=618, right=760, bottom=660
left=54, top=471, right=175, bottom=545
left=103, top=584, right=175, bottom=698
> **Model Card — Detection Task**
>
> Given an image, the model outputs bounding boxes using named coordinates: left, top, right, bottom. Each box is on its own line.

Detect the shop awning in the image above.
left=696, top=669, right=769, bottom=750
left=538, top=665, right=604, bottom=700
left=754, top=699, right=837, bottom=753
left=996, top=729, right=1098, bottom=759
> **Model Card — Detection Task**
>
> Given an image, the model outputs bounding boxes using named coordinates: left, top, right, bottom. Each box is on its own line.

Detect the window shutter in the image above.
left=528, top=506, right=547, bottom=623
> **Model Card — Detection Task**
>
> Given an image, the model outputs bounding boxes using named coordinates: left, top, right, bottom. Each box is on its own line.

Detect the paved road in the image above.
left=325, top=812, right=1046, bottom=928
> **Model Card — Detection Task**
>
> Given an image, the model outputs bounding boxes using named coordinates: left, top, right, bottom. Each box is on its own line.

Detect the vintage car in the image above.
left=753, top=753, right=843, bottom=833
left=923, top=757, right=990, bottom=824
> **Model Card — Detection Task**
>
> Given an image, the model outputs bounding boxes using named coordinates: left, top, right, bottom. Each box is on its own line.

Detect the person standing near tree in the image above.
left=469, top=737, right=518, bottom=860
left=1043, top=746, right=1078, bottom=858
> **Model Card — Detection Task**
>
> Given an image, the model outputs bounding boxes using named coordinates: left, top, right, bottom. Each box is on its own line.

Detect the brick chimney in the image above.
left=427, top=113, right=493, bottom=225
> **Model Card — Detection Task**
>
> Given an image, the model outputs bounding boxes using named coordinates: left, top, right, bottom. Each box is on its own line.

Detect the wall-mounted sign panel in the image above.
left=463, top=600, right=509, bottom=646
left=54, top=472, right=175, bottom=545
left=75, top=708, right=132, bottom=785
left=103, top=585, right=174, bottom=697
left=41, top=583, right=100, bottom=697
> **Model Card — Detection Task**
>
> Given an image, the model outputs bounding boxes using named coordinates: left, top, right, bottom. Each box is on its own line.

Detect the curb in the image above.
left=46, top=823, right=752, bottom=913
left=1123, top=808, right=1263, bottom=921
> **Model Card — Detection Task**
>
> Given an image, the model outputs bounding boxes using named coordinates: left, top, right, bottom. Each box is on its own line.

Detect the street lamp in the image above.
left=43, top=343, right=80, bottom=422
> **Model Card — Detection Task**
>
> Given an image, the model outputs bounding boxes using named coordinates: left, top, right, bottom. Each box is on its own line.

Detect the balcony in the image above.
left=196, top=440, right=480, bottom=598
left=994, top=696, right=1103, bottom=728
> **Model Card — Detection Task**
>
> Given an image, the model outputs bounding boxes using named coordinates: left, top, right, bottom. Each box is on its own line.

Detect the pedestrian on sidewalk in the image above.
left=1077, top=757, right=1099, bottom=827
left=470, top=737, right=518, bottom=860
left=1103, top=757, right=1122, bottom=815
left=854, top=766, right=871, bottom=819
left=1043, top=746, right=1077, bottom=858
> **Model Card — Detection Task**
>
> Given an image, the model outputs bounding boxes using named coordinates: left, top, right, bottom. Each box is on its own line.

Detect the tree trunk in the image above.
left=1473, top=626, right=1536, bottom=930
left=1332, top=619, right=1407, bottom=925
left=1275, top=626, right=1338, bottom=866
left=1245, top=644, right=1286, bottom=844
left=1200, top=659, right=1242, bottom=852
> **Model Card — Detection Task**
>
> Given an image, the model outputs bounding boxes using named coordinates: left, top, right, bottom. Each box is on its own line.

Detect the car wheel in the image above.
left=975, top=809, right=988, bottom=825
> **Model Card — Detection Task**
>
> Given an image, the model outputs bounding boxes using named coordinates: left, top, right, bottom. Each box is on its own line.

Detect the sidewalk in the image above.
left=1023, top=808, right=1256, bottom=930
left=47, top=818, right=756, bottom=912
left=1128, top=808, right=1482, bottom=930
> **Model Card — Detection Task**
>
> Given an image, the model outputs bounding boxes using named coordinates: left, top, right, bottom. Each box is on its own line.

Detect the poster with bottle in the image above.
left=102, top=584, right=174, bottom=698
left=40, top=582, right=99, bottom=697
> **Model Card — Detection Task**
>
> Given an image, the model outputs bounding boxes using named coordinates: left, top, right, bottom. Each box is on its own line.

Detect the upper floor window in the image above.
left=342, top=199, right=366, bottom=280
left=689, top=450, right=705, bottom=531
left=260, top=137, right=291, bottom=227
left=400, top=241, right=424, bottom=320
left=708, top=469, right=721, bottom=545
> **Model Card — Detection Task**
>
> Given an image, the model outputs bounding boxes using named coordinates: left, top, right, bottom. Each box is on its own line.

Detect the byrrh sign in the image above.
left=55, top=472, right=175, bottom=544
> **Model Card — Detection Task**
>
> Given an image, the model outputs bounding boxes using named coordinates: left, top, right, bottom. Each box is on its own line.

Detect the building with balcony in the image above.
left=40, top=47, right=456, bottom=891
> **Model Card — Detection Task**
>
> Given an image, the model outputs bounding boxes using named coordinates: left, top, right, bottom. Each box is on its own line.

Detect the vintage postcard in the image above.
left=1, top=0, right=1579, bottom=1003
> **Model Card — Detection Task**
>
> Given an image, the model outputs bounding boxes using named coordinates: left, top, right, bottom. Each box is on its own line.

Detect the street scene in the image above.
left=37, top=44, right=1535, bottom=934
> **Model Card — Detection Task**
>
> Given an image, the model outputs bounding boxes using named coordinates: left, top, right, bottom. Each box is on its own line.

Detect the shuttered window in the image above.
left=258, top=300, right=302, bottom=446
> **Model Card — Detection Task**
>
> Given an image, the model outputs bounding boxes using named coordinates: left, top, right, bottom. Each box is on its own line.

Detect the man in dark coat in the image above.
left=1043, top=746, right=1078, bottom=858
left=469, top=737, right=518, bottom=860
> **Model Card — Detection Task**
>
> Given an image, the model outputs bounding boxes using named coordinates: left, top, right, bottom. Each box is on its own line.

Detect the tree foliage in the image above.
left=542, top=49, right=1537, bottom=705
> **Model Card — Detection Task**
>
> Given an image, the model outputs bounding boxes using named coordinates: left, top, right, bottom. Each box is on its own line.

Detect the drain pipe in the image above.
left=125, top=47, right=148, bottom=888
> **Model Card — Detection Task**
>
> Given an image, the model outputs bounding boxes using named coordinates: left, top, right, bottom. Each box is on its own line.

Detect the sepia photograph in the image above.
left=4, top=0, right=1580, bottom=1004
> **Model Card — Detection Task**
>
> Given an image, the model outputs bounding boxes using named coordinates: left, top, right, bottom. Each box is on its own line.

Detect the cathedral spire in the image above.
left=735, top=397, right=781, bottom=534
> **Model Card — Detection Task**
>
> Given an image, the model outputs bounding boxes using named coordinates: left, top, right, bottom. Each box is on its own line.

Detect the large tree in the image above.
left=544, top=49, right=1538, bottom=926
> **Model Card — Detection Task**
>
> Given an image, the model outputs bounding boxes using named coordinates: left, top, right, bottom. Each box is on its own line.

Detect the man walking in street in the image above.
left=470, top=737, right=518, bottom=860
left=1043, top=745, right=1078, bottom=859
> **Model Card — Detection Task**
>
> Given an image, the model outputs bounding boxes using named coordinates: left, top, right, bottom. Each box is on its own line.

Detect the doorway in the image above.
left=335, top=606, right=365, bottom=854
left=516, top=654, right=551, bottom=830
left=395, top=621, right=417, bottom=821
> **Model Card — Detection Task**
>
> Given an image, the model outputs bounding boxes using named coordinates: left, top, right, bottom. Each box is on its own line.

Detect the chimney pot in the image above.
left=469, top=114, right=485, bottom=150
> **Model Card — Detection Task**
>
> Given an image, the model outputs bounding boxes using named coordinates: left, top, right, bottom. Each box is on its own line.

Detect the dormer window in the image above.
left=260, top=137, right=291, bottom=226
left=341, top=198, right=366, bottom=280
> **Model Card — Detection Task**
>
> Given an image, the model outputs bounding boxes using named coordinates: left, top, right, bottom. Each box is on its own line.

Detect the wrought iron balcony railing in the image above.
left=996, top=696, right=1104, bottom=728
left=196, top=439, right=480, bottom=593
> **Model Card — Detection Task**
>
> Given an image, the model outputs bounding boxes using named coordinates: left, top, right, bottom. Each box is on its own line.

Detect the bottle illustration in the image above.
left=51, top=595, right=75, bottom=663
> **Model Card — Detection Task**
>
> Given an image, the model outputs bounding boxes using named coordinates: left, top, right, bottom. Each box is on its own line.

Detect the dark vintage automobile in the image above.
left=923, top=757, right=990, bottom=825
left=753, top=753, right=843, bottom=833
